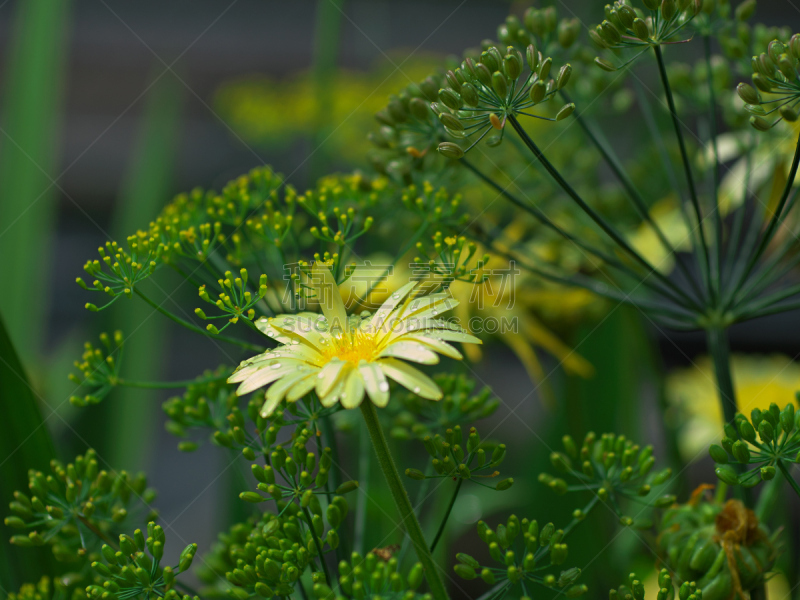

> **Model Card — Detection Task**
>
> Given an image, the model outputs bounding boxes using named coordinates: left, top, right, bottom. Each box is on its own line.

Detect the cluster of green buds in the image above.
left=711, top=401, right=800, bottom=490
left=196, top=268, right=269, bottom=334
left=496, top=9, right=581, bottom=50
left=539, top=432, right=674, bottom=526
left=405, top=425, right=513, bottom=492
left=201, top=506, right=347, bottom=597
left=161, top=368, right=237, bottom=451
left=86, top=523, right=197, bottom=600
left=68, top=331, right=124, bottom=406
left=454, top=515, right=586, bottom=597
left=239, top=426, right=357, bottom=518
left=398, top=182, right=469, bottom=227
left=413, top=233, right=490, bottom=287
left=314, top=552, right=429, bottom=600
left=592, top=0, right=702, bottom=71
left=368, top=73, right=450, bottom=180
left=5, top=449, right=155, bottom=562
left=435, top=42, right=574, bottom=159
left=658, top=490, right=778, bottom=600
left=610, top=570, right=701, bottom=600
left=390, top=373, right=499, bottom=439
left=77, top=235, right=160, bottom=311
left=694, top=0, right=758, bottom=59
left=6, top=578, right=85, bottom=600
left=738, top=34, right=800, bottom=129
left=297, top=173, right=381, bottom=248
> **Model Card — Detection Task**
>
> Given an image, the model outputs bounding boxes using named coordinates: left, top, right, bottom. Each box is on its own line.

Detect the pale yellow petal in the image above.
left=287, top=372, right=320, bottom=402
left=312, top=263, right=348, bottom=335
left=399, top=334, right=463, bottom=360
left=232, top=362, right=302, bottom=395
left=378, top=340, right=440, bottom=364
left=340, top=369, right=366, bottom=409
left=377, top=357, right=441, bottom=400
left=359, top=361, right=389, bottom=407
left=316, top=358, right=347, bottom=398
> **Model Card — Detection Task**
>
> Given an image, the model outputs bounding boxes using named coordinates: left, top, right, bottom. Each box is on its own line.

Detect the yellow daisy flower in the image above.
left=229, top=263, right=481, bottom=417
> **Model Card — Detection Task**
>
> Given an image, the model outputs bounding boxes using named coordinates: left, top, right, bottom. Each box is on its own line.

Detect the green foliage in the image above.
left=539, top=432, right=673, bottom=526
left=711, top=400, right=800, bottom=490
left=5, top=449, right=156, bottom=564
left=610, top=570, right=701, bottom=600
left=658, top=491, right=778, bottom=599
left=0, top=315, right=58, bottom=586
left=454, top=514, right=586, bottom=597
left=6, top=577, right=85, bottom=600
left=86, top=522, right=197, bottom=600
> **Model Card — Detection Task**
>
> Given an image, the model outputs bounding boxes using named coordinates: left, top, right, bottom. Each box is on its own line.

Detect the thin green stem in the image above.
left=560, top=90, right=704, bottom=302
left=706, top=326, right=736, bottom=425
left=429, top=477, right=462, bottom=552
left=703, top=34, right=723, bottom=301
left=778, top=460, right=800, bottom=499
left=653, top=44, right=712, bottom=296
left=360, top=401, right=448, bottom=600
left=726, top=133, right=800, bottom=306
left=505, top=116, right=703, bottom=312
left=134, top=288, right=264, bottom=352
left=302, top=505, right=332, bottom=588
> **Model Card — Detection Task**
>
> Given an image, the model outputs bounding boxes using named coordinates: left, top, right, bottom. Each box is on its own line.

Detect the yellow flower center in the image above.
left=323, top=329, right=381, bottom=365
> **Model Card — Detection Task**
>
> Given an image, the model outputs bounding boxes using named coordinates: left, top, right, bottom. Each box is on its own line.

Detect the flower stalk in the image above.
left=360, top=401, right=448, bottom=600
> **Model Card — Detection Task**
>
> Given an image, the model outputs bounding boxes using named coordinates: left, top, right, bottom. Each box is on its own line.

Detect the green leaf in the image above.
left=0, top=0, right=71, bottom=363
left=0, top=312, right=58, bottom=587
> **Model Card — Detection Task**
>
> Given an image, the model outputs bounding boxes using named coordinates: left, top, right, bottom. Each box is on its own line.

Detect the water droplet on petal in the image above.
left=392, top=293, right=400, bottom=299
left=379, top=381, right=389, bottom=392
left=414, top=386, right=421, bottom=393
left=271, top=363, right=282, bottom=369
left=318, top=373, right=325, bottom=379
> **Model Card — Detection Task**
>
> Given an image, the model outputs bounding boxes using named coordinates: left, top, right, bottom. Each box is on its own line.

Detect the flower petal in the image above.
left=316, top=358, right=347, bottom=398
left=372, top=281, right=418, bottom=330
left=377, top=357, right=442, bottom=400
left=359, top=361, right=389, bottom=407
left=378, top=340, right=440, bottom=364
left=340, top=369, right=366, bottom=409
left=287, top=371, right=320, bottom=403
left=398, top=334, right=463, bottom=360
left=231, top=362, right=301, bottom=396
left=312, top=263, right=348, bottom=336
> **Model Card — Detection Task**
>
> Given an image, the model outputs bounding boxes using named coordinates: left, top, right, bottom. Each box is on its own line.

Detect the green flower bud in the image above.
left=456, top=552, right=480, bottom=568
left=492, top=72, right=509, bottom=98
left=780, top=105, right=799, bottom=122
left=557, top=103, right=576, bottom=121
left=454, top=563, right=477, bottom=580
left=335, top=480, right=359, bottom=494
left=761, top=465, right=776, bottom=480
left=737, top=82, right=761, bottom=104
left=566, top=585, right=589, bottom=597
left=777, top=56, right=797, bottom=80
left=595, top=57, right=617, bottom=72
left=654, top=494, right=677, bottom=508
left=496, top=477, right=514, bottom=491
left=589, top=29, right=608, bottom=49
left=558, top=19, right=580, bottom=48
left=439, top=112, right=463, bottom=131
left=504, top=54, right=522, bottom=80
left=709, top=444, right=728, bottom=463
left=408, top=98, right=430, bottom=121
left=438, top=142, right=464, bottom=159
left=758, top=420, right=774, bottom=443
left=732, top=440, right=751, bottom=463
left=557, top=64, right=573, bottom=89
left=526, top=44, right=539, bottom=71
left=439, top=88, right=463, bottom=111
left=530, top=80, right=547, bottom=103
left=601, top=20, right=622, bottom=44
left=408, top=563, right=423, bottom=589
left=752, top=73, right=773, bottom=93
left=715, top=464, right=739, bottom=485
left=633, top=18, right=650, bottom=41
left=781, top=403, right=796, bottom=433
left=662, top=0, right=677, bottom=20
left=405, top=468, right=426, bottom=480
left=179, top=543, right=197, bottom=572
left=240, top=491, right=264, bottom=503
left=538, top=57, right=552, bottom=79
left=460, top=83, right=480, bottom=107
left=738, top=418, right=757, bottom=442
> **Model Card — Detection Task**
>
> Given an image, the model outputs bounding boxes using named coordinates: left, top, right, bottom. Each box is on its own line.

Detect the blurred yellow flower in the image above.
left=666, top=354, right=800, bottom=459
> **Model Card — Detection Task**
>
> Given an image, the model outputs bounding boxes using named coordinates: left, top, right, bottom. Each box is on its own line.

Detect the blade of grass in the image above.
left=0, top=0, right=71, bottom=363
left=0, top=313, right=58, bottom=589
